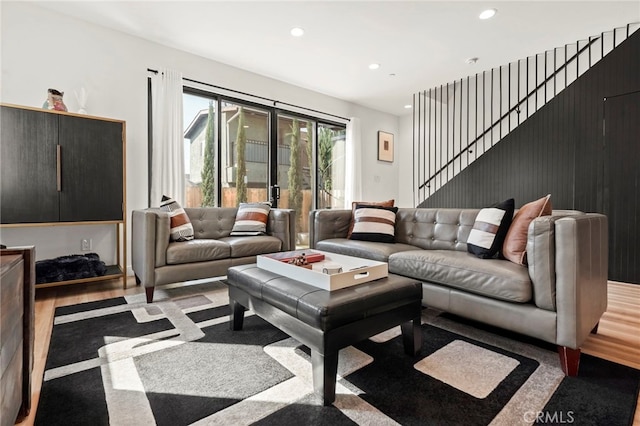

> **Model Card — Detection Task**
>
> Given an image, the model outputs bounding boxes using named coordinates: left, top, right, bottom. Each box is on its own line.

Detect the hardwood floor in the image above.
left=16, top=279, right=640, bottom=425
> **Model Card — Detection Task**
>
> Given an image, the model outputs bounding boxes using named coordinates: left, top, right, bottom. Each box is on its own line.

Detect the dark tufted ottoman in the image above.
left=226, top=263, right=423, bottom=405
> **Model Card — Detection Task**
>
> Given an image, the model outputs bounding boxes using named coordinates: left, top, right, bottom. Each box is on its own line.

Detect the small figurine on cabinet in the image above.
left=42, top=88, right=68, bottom=112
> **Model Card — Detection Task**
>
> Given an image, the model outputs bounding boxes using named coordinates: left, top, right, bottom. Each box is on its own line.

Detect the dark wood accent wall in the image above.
left=419, top=30, right=640, bottom=284
left=604, top=91, right=640, bottom=284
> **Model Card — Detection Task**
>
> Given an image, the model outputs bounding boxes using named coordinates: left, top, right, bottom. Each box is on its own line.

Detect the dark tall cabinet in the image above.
left=0, top=104, right=126, bottom=288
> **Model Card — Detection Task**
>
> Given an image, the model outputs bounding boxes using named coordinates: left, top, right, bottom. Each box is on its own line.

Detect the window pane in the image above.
left=277, top=115, right=314, bottom=247
left=183, top=93, right=217, bottom=207
left=317, top=123, right=346, bottom=210
left=221, top=101, right=269, bottom=207
left=179, top=89, right=346, bottom=231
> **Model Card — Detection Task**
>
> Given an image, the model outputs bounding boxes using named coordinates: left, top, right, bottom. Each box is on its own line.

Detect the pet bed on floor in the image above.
left=36, top=253, right=107, bottom=284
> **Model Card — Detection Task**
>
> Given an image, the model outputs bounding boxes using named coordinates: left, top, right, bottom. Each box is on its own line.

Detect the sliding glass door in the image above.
left=220, top=101, right=270, bottom=207
left=276, top=114, right=314, bottom=246
left=317, top=123, right=346, bottom=209
left=181, top=88, right=346, bottom=247
left=183, top=92, right=217, bottom=207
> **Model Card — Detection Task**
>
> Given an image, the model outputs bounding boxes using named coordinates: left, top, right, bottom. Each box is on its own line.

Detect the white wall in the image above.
left=397, top=113, right=414, bottom=207
left=0, top=2, right=408, bottom=269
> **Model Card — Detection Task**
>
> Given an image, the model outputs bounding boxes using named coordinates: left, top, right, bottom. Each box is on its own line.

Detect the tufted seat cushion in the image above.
left=166, top=239, right=230, bottom=265
left=388, top=250, right=533, bottom=303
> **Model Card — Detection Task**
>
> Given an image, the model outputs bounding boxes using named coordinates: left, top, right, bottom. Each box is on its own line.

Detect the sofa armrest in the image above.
left=554, top=213, right=608, bottom=348
left=131, top=208, right=170, bottom=286
left=309, top=209, right=352, bottom=249
left=527, top=211, right=592, bottom=311
left=268, top=209, right=296, bottom=251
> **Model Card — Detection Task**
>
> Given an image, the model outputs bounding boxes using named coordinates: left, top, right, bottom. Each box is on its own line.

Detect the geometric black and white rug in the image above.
left=35, top=280, right=640, bottom=426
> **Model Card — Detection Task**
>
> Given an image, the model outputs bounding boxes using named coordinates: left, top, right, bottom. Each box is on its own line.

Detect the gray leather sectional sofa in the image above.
left=309, top=207, right=608, bottom=376
left=132, top=207, right=295, bottom=302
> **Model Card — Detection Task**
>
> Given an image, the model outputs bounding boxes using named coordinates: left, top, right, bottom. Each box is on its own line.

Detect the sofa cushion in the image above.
left=218, top=236, right=283, bottom=258
left=395, top=209, right=478, bottom=252
left=350, top=205, right=398, bottom=243
left=467, top=198, right=514, bottom=259
left=503, top=194, right=552, bottom=265
left=160, top=195, right=195, bottom=242
left=316, top=238, right=420, bottom=262
left=230, top=203, right=271, bottom=236
left=186, top=207, right=237, bottom=240
left=388, top=250, right=532, bottom=303
left=166, top=239, right=231, bottom=265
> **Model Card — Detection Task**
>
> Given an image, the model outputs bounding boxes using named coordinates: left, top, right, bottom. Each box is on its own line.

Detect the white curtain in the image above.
left=150, top=68, right=184, bottom=206
left=344, top=117, right=362, bottom=206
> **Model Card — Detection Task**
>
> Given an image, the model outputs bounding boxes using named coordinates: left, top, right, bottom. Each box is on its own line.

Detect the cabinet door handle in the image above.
left=56, top=144, right=62, bottom=192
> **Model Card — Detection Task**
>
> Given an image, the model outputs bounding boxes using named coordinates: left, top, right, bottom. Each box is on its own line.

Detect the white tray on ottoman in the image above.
left=256, top=250, right=388, bottom=291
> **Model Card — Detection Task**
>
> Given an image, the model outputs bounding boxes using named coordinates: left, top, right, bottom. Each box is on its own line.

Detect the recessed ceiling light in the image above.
left=404, top=104, right=412, bottom=109
left=479, top=8, right=497, bottom=20
left=290, top=27, right=304, bottom=37
left=369, top=63, right=380, bottom=70
left=389, top=73, right=396, bottom=77
left=466, top=57, right=479, bottom=65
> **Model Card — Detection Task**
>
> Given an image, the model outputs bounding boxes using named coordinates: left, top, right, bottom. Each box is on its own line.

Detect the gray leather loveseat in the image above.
left=132, top=207, right=295, bottom=302
left=309, top=207, right=608, bottom=376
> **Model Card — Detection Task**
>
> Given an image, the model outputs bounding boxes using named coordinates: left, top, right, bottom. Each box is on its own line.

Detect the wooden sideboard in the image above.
left=0, top=246, right=35, bottom=425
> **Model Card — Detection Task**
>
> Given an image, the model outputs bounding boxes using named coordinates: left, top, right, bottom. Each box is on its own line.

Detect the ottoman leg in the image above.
left=401, top=317, right=422, bottom=356
left=230, top=299, right=245, bottom=331
left=311, top=350, right=338, bottom=406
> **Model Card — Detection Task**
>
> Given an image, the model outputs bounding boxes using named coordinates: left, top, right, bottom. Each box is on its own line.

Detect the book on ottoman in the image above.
left=264, top=250, right=325, bottom=264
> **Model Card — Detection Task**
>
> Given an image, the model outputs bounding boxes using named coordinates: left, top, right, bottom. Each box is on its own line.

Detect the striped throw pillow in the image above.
left=349, top=205, right=398, bottom=243
left=160, top=195, right=195, bottom=242
left=467, top=198, right=514, bottom=259
left=347, top=199, right=395, bottom=238
left=230, top=203, right=271, bottom=236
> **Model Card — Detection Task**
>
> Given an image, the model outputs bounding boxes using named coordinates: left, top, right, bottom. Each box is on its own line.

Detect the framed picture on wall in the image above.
left=378, top=131, right=394, bottom=162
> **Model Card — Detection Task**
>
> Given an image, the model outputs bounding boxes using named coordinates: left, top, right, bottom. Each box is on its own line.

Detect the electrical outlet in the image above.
left=81, top=238, right=92, bottom=251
